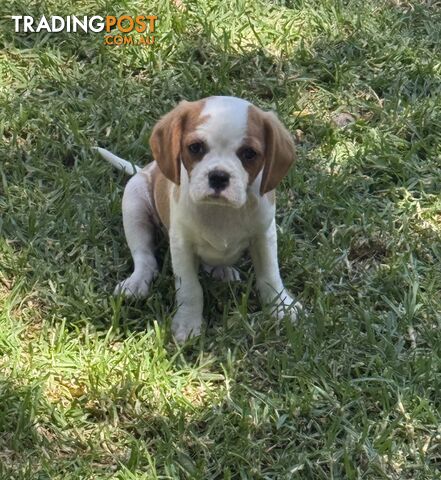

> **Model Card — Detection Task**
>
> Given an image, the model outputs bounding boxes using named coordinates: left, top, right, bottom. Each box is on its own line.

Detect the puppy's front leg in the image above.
left=250, top=219, right=302, bottom=322
left=170, top=233, right=203, bottom=342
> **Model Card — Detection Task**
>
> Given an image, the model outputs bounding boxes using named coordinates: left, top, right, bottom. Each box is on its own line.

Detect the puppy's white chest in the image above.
left=173, top=190, right=275, bottom=267
left=189, top=203, right=271, bottom=266
left=195, top=229, right=250, bottom=266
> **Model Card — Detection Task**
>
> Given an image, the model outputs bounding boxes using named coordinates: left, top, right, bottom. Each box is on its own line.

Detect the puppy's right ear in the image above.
left=149, top=101, right=189, bottom=185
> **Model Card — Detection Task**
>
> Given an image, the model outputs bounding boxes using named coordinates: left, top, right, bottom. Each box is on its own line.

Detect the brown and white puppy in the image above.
left=96, top=96, right=302, bottom=342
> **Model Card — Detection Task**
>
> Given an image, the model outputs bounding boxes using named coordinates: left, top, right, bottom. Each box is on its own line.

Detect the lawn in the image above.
left=1, top=0, right=441, bottom=478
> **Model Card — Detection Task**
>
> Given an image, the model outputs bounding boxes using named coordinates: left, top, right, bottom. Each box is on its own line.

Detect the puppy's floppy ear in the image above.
left=260, top=111, right=295, bottom=195
left=149, top=101, right=190, bottom=185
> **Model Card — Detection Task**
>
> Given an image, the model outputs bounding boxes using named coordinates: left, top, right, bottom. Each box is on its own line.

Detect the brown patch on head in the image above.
left=149, top=100, right=207, bottom=184
left=245, top=105, right=295, bottom=195
left=180, top=107, right=210, bottom=175
left=241, top=106, right=266, bottom=184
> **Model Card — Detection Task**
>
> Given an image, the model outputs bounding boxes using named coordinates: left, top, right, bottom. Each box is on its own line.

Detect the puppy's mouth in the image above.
left=194, top=190, right=243, bottom=208
left=209, top=190, right=226, bottom=199
left=189, top=179, right=247, bottom=208
left=201, top=192, right=231, bottom=204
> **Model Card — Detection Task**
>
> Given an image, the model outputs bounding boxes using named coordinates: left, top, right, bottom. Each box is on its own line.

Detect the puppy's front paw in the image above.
left=203, top=264, right=241, bottom=282
left=114, top=271, right=155, bottom=298
left=273, top=294, right=303, bottom=323
left=172, top=310, right=203, bottom=343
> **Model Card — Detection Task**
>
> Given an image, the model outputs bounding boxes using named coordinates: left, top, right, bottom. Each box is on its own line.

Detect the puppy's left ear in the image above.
left=260, top=111, right=295, bottom=195
left=149, top=101, right=190, bottom=185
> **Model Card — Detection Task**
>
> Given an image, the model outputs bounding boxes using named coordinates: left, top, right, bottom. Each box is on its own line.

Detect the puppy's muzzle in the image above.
left=208, top=170, right=230, bottom=192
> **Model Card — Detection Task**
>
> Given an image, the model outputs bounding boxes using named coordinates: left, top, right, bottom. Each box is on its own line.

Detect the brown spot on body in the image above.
left=151, top=163, right=172, bottom=230
left=140, top=161, right=172, bottom=231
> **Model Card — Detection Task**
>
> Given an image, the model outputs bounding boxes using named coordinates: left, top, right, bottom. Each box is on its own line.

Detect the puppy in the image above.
left=96, top=96, right=302, bottom=342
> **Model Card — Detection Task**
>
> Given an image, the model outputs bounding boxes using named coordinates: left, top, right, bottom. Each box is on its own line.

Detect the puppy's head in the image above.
left=150, top=96, right=295, bottom=208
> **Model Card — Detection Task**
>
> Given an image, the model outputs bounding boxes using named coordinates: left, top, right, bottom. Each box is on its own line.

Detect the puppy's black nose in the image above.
left=208, top=170, right=230, bottom=191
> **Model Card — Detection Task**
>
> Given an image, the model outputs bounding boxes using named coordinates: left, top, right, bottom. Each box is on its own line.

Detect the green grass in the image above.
left=1, top=0, right=441, bottom=478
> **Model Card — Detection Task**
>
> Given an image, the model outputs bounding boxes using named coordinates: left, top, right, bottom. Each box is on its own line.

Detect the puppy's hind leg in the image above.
left=114, top=173, right=158, bottom=298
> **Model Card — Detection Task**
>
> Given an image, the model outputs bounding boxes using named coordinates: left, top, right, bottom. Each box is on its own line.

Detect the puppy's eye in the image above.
left=239, top=147, right=257, bottom=162
left=188, top=142, right=205, bottom=155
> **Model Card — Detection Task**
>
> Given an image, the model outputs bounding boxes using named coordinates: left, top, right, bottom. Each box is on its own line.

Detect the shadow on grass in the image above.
left=0, top=378, right=51, bottom=478
left=0, top=376, right=156, bottom=478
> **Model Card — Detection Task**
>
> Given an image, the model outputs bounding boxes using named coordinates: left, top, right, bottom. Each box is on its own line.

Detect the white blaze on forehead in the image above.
left=196, top=96, right=250, bottom=149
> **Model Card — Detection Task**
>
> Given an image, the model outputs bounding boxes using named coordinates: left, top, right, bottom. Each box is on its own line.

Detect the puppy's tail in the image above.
left=93, top=147, right=141, bottom=175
